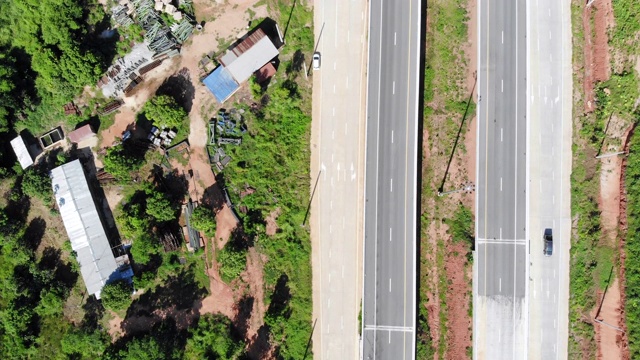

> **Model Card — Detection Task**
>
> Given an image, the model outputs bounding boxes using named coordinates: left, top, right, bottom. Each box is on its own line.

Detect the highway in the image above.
left=527, top=0, right=572, bottom=358
left=361, top=0, right=420, bottom=358
left=310, top=0, right=368, bottom=358
left=474, top=0, right=528, bottom=359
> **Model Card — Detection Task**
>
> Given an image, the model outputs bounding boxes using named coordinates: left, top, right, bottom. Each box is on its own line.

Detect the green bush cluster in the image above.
left=21, top=168, right=52, bottom=202
left=100, top=280, right=132, bottom=312
left=217, top=245, right=247, bottom=283
left=624, top=131, right=640, bottom=357
left=189, top=206, right=217, bottom=238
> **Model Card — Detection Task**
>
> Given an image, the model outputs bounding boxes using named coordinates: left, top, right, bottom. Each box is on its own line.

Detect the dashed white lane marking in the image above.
left=328, top=273, right=331, bottom=284
left=333, top=84, right=336, bottom=93
left=345, top=122, right=348, bottom=135
left=500, top=177, right=503, bottom=191
left=390, top=227, right=392, bottom=242
left=330, top=200, right=333, bottom=209
left=394, top=32, right=397, bottom=46
left=332, top=107, right=335, bottom=116
left=390, top=178, right=393, bottom=192
left=389, top=278, right=392, bottom=292
left=501, top=79, right=504, bottom=92
left=392, top=81, right=395, bottom=94
left=391, top=130, right=394, bottom=143
left=332, top=130, right=335, bottom=139
left=501, top=128, right=503, bottom=142
left=499, top=278, right=502, bottom=292
left=329, top=225, right=332, bottom=234
left=389, top=331, right=391, bottom=343
left=501, top=30, right=504, bottom=44
left=328, top=298, right=331, bottom=309
left=334, top=62, right=336, bottom=70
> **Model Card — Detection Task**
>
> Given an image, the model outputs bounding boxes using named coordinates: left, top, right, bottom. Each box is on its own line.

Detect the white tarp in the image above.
left=10, top=136, right=33, bottom=169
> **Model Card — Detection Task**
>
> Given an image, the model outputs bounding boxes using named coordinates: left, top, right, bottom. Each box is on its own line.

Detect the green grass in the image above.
left=624, top=131, right=640, bottom=357
left=567, top=0, right=640, bottom=355
left=211, top=1, right=314, bottom=358
left=418, top=0, right=473, bottom=357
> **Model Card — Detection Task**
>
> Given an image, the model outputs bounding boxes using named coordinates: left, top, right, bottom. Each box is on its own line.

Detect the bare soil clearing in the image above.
left=593, top=278, right=628, bottom=360
left=581, top=1, right=612, bottom=112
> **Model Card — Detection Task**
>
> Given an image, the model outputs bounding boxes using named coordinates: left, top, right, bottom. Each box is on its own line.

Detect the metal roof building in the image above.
left=204, top=28, right=279, bottom=103
left=51, top=159, right=121, bottom=299
left=10, top=136, right=34, bottom=169
left=202, top=66, right=240, bottom=103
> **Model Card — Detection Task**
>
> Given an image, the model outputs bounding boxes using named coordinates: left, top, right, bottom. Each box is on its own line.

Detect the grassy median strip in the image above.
left=419, top=0, right=473, bottom=358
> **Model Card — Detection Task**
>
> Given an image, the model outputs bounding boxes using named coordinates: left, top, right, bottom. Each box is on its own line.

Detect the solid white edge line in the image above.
left=525, top=0, right=532, bottom=358
left=359, top=0, right=372, bottom=357
left=473, top=1, right=482, bottom=359
left=411, top=0, right=420, bottom=358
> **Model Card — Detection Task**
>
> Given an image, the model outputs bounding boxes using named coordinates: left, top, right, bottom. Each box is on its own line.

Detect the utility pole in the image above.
left=438, top=182, right=475, bottom=197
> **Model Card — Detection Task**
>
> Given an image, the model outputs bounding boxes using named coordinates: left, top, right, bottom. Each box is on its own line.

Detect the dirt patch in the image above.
left=108, top=311, right=125, bottom=340
left=444, top=241, right=472, bottom=359
left=265, top=208, right=281, bottom=236
left=424, top=221, right=442, bottom=359
left=593, top=278, right=627, bottom=360
left=581, top=0, right=613, bottom=112
left=241, top=248, right=268, bottom=340
left=599, top=155, right=621, bottom=247
left=200, top=258, right=237, bottom=319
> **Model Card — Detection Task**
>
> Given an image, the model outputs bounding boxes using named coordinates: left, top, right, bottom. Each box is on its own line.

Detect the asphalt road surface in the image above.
left=474, top=0, right=528, bottom=358
left=527, top=0, right=572, bottom=358
left=361, top=0, right=420, bottom=358
left=310, top=0, right=368, bottom=358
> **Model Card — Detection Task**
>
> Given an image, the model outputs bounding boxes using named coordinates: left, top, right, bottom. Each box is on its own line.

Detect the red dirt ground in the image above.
left=582, top=0, right=612, bottom=112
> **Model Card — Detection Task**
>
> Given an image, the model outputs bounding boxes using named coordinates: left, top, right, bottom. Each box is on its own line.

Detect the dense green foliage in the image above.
left=189, top=206, right=217, bottom=237
left=103, top=146, right=145, bottom=181
left=100, top=280, right=132, bottom=311
left=184, top=314, right=243, bottom=359
left=145, top=189, right=177, bottom=222
left=0, top=206, right=80, bottom=358
left=625, top=130, right=640, bottom=357
left=142, top=95, right=188, bottom=130
left=217, top=245, right=247, bottom=283
left=446, top=204, right=474, bottom=244
left=0, top=0, right=113, bottom=134
left=21, top=167, right=52, bottom=201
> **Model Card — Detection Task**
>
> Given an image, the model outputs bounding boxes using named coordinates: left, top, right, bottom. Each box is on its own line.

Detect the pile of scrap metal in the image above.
left=211, top=108, right=247, bottom=144
left=207, top=146, right=232, bottom=172
left=98, top=100, right=124, bottom=115
left=148, top=125, right=177, bottom=147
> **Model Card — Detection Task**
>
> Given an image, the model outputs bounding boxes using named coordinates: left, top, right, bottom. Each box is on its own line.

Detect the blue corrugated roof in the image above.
left=203, top=66, right=240, bottom=103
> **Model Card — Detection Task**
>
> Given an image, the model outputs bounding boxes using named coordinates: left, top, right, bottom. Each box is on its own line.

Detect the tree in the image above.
left=217, top=246, right=246, bottom=283
left=115, top=336, right=165, bottom=360
left=21, top=168, right=51, bottom=201
left=189, top=206, right=216, bottom=237
left=100, top=280, right=132, bottom=311
left=117, top=202, right=150, bottom=239
left=103, top=146, right=144, bottom=181
left=60, top=329, right=107, bottom=359
left=130, top=233, right=160, bottom=265
left=142, top=95, right=187, bottom=129
left=144, top=190, right=176, bottom=222
left=184, top=314, right=243, bottom=360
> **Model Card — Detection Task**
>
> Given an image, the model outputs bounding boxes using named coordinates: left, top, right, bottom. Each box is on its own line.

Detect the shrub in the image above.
left=189, top=206, right=217, bottom=237
left=142, top=95, right=187, bottom=130
left=217, top=246, right=246, bottom=283
left=22, top=168, right=51, bottom=201
left=100, top=280, right=132, bottom=311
